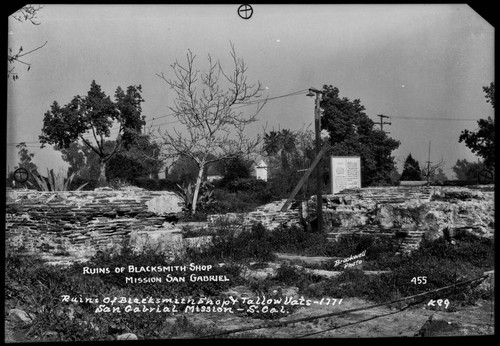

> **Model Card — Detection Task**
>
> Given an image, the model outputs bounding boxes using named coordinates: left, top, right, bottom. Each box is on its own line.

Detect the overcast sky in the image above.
left=6, top=4, right=494, bottom=180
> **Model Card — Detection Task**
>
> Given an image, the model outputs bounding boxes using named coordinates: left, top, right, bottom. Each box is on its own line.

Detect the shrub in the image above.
left=218, top=156, right=252, bottom=185
left=204, top=188, right=273, bottom=214
left=273, top=263, right=316, bottom=290
left=268, top=225, right=309, bottom=252
left=106, top=154, right=149, bottom=183
left=200, top=222, right=276, bottom=263
left=223, top=177, right=268, bottom=193
left=132, top=178, right=179, bottom=191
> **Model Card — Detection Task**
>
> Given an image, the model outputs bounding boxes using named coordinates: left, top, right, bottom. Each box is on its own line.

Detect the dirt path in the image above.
left=5, top=297, right=494, bottom=341
left=183, top=297, right=494, bottom=338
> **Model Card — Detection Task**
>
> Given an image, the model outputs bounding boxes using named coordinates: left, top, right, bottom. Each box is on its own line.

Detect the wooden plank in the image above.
left=280, top=147, right=327, bottom=212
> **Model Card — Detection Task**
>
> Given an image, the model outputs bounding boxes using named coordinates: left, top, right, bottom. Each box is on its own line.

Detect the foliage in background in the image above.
left=105, top=153, right=149, bottom=183
left=320, top=85, right=401, bottom=187
left=459, top=82, right=495, bottom=169
left=167, top=155, right=200, bottom=186
left=219, top=155, right=252, bottom=186
left=400, top=153, right=422, bottom=181
left=203, top=179, right=273, bottom=215
left=452, top=159, right=487, bottom=181
left=260, top=126, right=318, bottom=199
left=132, top=178, right=179, bottom=191
left=40, top=81, right=146, bottom=185
left=56, top=135, right=162, bottom=188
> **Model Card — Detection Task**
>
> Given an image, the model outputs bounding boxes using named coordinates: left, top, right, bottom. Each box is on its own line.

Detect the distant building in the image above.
left=250, top=159, right=268, bottom=181
left=206, top=164, right=224, bottom=182
left=204, top=155, right=269, bottom=183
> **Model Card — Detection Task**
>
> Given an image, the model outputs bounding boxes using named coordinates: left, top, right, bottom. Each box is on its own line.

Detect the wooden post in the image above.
left=280, top=146, right=326, bottom=212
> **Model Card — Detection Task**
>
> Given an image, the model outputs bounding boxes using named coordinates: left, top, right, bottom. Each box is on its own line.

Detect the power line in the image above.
left=148, top=112, right=177, bottom=123
left=7, top=88, right=310, bottom=146
left=390, top=116, right=480, bottom=121
left=235, top=89, right=309, bottom=105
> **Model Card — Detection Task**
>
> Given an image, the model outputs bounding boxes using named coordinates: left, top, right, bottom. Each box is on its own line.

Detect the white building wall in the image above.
left=255, top=160, right=268, bottom=181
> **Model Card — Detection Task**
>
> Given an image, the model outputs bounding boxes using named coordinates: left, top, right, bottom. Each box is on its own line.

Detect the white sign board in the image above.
left=330, top=156, right=361, bottom=194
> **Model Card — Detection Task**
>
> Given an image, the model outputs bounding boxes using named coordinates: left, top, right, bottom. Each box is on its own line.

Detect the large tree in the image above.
left=260, top=126, right=318, bottom=199
left=58, top=142, right=94, bottom=178
left=39, top=81, right=146, bottom=185
left=263, top=128, right=300, bottom=172
left=320, top=85, right=400, bottom=186
left=452, top=159, right=486, bottom=181
left=155, top=43, right=266, bottom=214
left=400, top=154, right=422, bottom=181
left=58, top=134, right=162, bottom=184
left=459, top=82, right=495, bottom=168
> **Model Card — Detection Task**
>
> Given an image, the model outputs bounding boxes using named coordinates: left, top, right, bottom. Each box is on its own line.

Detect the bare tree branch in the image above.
left=8, top=5, right=47, bottom=80
left=11, top=5, right=44, bottom=25
left=154, top=43, right=266, bottom=214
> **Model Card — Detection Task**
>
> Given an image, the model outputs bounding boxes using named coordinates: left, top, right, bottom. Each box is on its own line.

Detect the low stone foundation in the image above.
left=5, top=185, right=494, bottom=264
left=207, top=205, right=302, bottom=232
left=308, top=185, right=494, bottom=253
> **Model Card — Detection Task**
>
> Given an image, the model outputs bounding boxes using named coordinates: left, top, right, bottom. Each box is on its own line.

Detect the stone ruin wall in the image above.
left=208, top=185, right=494, bottom=253
left=5, top=188, right=185, bottom=265
left=316, top=186, right=494, bottom=253
left=5, top=185, right=494, bottom=265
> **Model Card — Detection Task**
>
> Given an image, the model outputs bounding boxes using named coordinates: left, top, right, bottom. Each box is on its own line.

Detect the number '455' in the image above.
left=411, top=276, right=427, bottom=284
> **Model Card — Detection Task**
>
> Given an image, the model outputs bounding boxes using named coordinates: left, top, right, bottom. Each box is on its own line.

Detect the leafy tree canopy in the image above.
left=452, top=159, right=486, bottom=181
left=39, top=80, right=146, bottom=183
left=58, top=134, right=162, bottom=184
left=220, top=155, right=252, bottom=185
left=320, top=85, right=400, bottom=186
left=400, top=154, right=422, bottom=181
left=459, top=82, right=495, bottom=168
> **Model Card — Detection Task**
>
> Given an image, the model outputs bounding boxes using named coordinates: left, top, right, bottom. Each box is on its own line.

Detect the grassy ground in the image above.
left=5, top=223, right=494, bottom=341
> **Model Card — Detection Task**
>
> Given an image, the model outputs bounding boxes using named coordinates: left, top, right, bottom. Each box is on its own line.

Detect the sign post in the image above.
left=330, top=156, right=361, bottom=194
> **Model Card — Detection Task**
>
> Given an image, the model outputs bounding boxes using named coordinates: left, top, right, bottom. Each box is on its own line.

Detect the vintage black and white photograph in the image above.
left=5, top=4, right=494, bottom=341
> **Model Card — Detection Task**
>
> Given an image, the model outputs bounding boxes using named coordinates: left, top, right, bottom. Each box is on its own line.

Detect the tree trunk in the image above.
left=97, top=160, right=107, bottom=187
left=191, top=164, right=205, bottom=215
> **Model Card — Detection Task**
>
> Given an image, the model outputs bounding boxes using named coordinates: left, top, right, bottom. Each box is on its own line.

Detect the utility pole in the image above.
left=376, top=114, right=391, bottom=134
left=306, top=87, right=324, bottom=233
left=426, top=141, right=432, bottom=186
